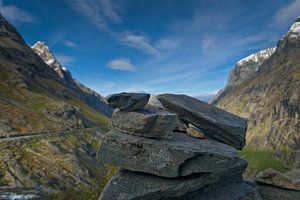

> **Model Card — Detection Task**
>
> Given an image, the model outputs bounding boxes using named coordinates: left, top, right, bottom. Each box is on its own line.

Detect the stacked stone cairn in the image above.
left=98, top=93, right=261, bottom=200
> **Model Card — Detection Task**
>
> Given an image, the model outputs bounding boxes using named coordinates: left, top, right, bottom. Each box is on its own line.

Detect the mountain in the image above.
left=0, top=11, right=110, bottom=136
left=31, top=41, right=113, bottom=117
left=210, top=47, right=276, bottom=104
left=211, top=17, right=300, bottom=166
left=195, top=94, right=215, bottom=102
left=0, top=12, right=116, bottom=198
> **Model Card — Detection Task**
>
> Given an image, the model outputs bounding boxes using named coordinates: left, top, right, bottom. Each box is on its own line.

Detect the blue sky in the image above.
left=0, top=0, right=299, bottom=97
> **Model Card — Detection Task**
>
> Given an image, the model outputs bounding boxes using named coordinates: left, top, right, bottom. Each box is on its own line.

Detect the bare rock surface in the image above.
left=99, top=160, right=248, bottom=200
left=249, top=181, right=300, bottom=200
left=174, top=120, right=188, bottom=132
left=157, top=94, right=247, bottom=149
left=255, top=169, right=300, bottom=191
left=186, top=127, right=205, bottom=139
left=98, top=130, right=244, bottom=178
left=111, top=109, right=177, bottom=139
left=107, top=93, right=150, bottom=111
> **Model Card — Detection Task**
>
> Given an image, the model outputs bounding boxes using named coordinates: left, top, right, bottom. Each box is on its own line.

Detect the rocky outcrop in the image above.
left=107, top=92, right=150, bottom=111
left=255, top=169, right=300, bottom=191
left=211, top=17, right=300, bottom=155
left=98, top=93, right=259, bottom=199
left=158, top=94, right=247, bottom=149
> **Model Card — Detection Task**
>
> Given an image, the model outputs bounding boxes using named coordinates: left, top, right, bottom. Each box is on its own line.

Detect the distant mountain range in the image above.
left=195, top=94, right=215, bottom=102
left=211, top=17, right=300, bottom=165
left=0, top=12, right=111, bottom=136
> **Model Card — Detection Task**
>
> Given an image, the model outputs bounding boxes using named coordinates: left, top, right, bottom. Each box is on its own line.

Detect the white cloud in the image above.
left=106, top=58, right=137, bottom=72
left=62, top=40, right=79, bottom=48
left=274, top=0, right=300, bottom=28
left=54, top=53, right=75, bottom=66
left=67, top=0, right=121, bottom=31
left=66, top=0, right=163, bottom=56
left=119, top=32, right=160, bottom=55
left=155, top=38, right=178, bottom=50
left=0, top=1, right=36, bottom=24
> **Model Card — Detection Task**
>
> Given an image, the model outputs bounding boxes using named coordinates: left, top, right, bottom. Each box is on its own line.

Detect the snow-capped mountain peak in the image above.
left=282, top=16, right=300, bottom=40
left=227, top=47, right=276, bottom=86
left=31, top=41, right=65, bottom=77
left=237, top=47, right=276, bottom=66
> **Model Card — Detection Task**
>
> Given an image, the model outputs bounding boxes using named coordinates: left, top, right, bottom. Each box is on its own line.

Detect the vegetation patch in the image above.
left=239, top=147, right=293, bottom=178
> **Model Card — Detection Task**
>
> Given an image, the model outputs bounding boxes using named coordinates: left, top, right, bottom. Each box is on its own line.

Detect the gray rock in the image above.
left=107, top=93, right=150, bottom=111
left=111, top=109, right=177, bottom=139
left=255, top=169, right=300, bottom=191
left=251, top=182, right=300, bottom=200
left=157, top=94, right=247, bottom=150
left=98, top=160, right=248, bottom=200
left=98, top=130, right=245, bottom=178
left=181, top=179, right=262, bottom=200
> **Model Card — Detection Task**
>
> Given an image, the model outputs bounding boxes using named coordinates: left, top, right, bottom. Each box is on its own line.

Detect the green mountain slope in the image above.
left=212, top=17, right=300, bottom=175
left=0, top=12, right=110, bottom=136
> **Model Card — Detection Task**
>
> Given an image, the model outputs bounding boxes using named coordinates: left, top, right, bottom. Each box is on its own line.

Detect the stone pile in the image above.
left=98, top=93, right=260, bottom=200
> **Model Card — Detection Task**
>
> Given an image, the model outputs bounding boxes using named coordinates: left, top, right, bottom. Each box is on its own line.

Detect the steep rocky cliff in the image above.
left=0, top=11, right=109, bottom=136
left=212, top=17, right=300, bottom=157
left=211, top=47, right=276, bottom=104
left=31, top=42, right=113, bottom=117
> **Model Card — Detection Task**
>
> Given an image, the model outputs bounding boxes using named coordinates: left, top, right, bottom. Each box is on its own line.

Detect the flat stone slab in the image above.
left=106, top=93, right=150, bottom=111
left=255, top=169, right=300, bottom=191
left=98, top=160, right=248, bottom=200
left=157, top=94, right=247, bottom=150
left=111, top=109, right=177, bottom=139
left=98, top=130, right=245, bottom=177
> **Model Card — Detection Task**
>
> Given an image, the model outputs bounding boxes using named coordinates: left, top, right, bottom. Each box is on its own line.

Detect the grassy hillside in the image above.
left=0, top=70, right=109, bottom=136
left=0, top=127, right=117, bottom=199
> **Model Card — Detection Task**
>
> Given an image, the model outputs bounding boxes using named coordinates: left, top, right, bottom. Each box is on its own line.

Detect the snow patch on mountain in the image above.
left=237, top=48, right=276, bottom=67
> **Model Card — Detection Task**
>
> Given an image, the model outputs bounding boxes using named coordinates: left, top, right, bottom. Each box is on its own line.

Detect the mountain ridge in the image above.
left=212, top=17, right=300, bottom=159
left=0, top=11, right=110, bottom=136
left=31, top=41, right=113, bottom=117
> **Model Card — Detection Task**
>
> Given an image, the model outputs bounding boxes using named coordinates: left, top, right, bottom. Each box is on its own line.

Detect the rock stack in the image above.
left=98, top=93, right=261, bottom=200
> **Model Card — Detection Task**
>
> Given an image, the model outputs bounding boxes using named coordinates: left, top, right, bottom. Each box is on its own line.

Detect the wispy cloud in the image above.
left=106, top=58, right=137, bottom=72
left=0, top=0, right=36, bottom=24
left=118, top=32, right=160, bottom=55
left=66, top=0, right=162, bottom=56
left=48, top=32, right=79, bottom=48
left=273, top=0, right=300, bottom=28
left=54, top=53, right=75, bottom=66
left=155, top=38, right=179, bottom=50
left=62, top=40, right=79, bottom=48
left=67, top=0, right=121, bottom=31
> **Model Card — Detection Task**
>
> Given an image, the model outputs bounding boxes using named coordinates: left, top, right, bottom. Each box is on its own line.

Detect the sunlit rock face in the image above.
left=211, top=17, right=300, bottom=155
left=228, top=47, right=276, bottom=86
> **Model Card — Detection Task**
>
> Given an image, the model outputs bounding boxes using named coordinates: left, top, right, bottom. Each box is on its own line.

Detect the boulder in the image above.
left=255, top=169, right=300, bottom=191
left=157, top=94, right=247, bottom=150
left=107, top=93, right=150, bottom=111
left=99, top=160, right=248, bottom=200
left=111, top=109, right=177, bottom=139
left=98, top=130, right=245, bottom=178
